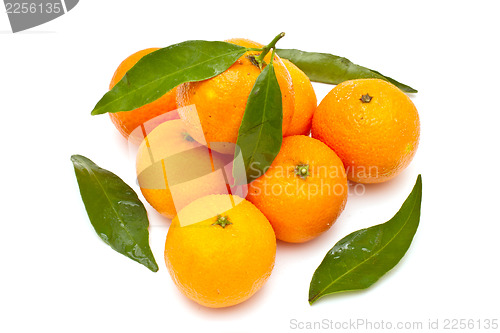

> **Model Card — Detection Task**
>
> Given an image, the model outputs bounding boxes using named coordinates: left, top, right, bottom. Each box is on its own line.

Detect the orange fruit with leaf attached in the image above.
left=225, top=40, right=316, bottom=136
left=136, top=119, right=236, bottom=219
left=109, top=48, right=179, bottom=144
left=312, top=79, right=420, bottom=183
left=282, top=59, right=317, bottom=136
left=164, top=194, right=276, bottom=308
left=176, top=38, right=295, bottom=153
left=247, top=135, right=348, bottom=243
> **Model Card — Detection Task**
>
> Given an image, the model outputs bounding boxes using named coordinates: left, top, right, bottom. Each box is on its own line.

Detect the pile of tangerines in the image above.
left=108, top=38, right=420, bottom=308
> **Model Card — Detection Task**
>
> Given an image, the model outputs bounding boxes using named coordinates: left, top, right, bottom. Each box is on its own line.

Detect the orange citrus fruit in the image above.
left=136, top=119, right=234, bottom=219
left=247, top=135, right=348, bottom=243
left=176, top=38, right=295, bottom=153
left=109, top=48, right=179, bottom=144
left=312, top=79, right=420, bottom=183
left=164, top=194, right=276, bottom=308
left=282, top=59, right=317, bottom=136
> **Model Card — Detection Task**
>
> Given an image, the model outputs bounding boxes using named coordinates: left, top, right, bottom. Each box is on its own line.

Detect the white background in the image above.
left=1, top=1, right=499, bottom=332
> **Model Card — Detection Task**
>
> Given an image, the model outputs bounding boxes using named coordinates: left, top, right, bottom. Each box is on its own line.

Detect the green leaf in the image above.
left=91, top=41, right=247, bottom=115
left=235, top=63, right=283, bottom=184
left=276, top=48, right=417, bottom=93
left=309, top=175, right=422, bottom=304
left=71, top=155, right=158, bottom=272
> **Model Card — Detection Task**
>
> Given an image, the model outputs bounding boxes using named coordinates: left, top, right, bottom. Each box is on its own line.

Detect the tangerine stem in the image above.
left=295, top=164, right=310, bottom=180
left=256, top=32, right=286, bottom=66
left=212, top=215, right=232, bottom=228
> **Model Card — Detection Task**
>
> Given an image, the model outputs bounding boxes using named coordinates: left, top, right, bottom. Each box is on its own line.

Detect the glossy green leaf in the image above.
left=276, top=48, right=417, bottom=93
left=235, top=63, right=283, bottom=184
left=91, top=41, right=247, bottom=115
left=309, top=175, right=422, bottom=304
left=71, top=155, right=158, bottom=272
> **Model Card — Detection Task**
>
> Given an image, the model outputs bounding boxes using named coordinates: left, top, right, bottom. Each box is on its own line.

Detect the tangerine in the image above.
left=282, top=59, right=317, bottom=136
left=109, top=48, right=179, bottom=144
left=164, top=194, right=276, bottom=308
left=136, top=119, right=235, bottom=219
left=312, top=79, right=420, bottom=183
left=247, top=135, right=348, bottom=243
left=176, top=39, right=295, bottom=153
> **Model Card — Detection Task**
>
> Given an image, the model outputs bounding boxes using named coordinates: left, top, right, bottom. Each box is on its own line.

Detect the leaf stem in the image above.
left=245, top=47, right=263, bottom=52
left=269, top=48, right=277, bottom=66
